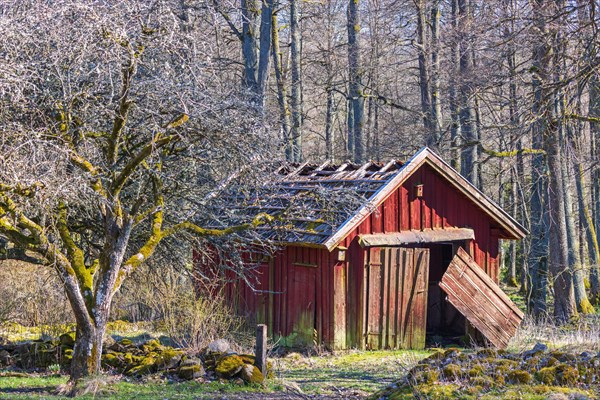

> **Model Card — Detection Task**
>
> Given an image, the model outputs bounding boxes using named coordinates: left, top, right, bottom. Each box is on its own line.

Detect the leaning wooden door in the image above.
left=363, top=247, right=430, bottom=350
left=439, top=247, right=524, bottom=348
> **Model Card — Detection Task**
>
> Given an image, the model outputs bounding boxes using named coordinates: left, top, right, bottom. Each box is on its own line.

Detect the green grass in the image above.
left=272, top=349, right=432, bottom=396
left=0, top=350, right=431, bottom=399
left=0, top=372, right=274, bottom=399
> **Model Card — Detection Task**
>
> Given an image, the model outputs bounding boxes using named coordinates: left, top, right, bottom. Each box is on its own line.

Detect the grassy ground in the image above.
left=0, top=350, right=431, bottom=399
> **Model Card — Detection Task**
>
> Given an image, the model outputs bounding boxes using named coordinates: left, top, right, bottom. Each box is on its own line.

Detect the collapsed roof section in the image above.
left=209, top=147, right=527, bottom=250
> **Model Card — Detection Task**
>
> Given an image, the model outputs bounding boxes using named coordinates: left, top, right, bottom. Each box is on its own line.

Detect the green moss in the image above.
left=507, top=370, right=532, bottom=384
left=476, top=348, right=498, bottom=358
left=58, top=332, right=76, bottom=348
left=468, top=365, right=485, bottom=377
left=239, top=354, right=255, bottom=365
left=240, top=364, right=264, bottom=384
left=535, top=366, right=557, bottom=385
left=155, top=348, right=183, bottom=370
left=443, top=348, right=461, bottom=357
left=102, top=352, right=124, bottom=369
left=578, top=299, right=595, bottom=314
left=215, top=355, right=245, bottom=378
left=556, top=364, right=579, bottom=385
left=442, top=363, right=462, bottom=379
left=544, top=357, right=559, bottom=367
left=470, top=375, right=494, bottom=388
left=177, top=364, right=203, bottom=380
left=409, top=364, right=440, bottom=384
left=125, top=354, right=157, bottom=376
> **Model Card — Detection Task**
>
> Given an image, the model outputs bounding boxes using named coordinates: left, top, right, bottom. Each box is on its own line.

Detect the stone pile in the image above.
left=0, top=334, right=267, bottom=384
left=405, top=344, right=600, bottom=388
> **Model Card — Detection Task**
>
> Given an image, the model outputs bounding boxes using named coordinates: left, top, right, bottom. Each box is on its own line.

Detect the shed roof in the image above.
left=213, top=147, right=527, bottom=251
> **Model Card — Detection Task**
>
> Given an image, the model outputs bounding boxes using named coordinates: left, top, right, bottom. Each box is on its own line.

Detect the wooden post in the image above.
left=255, top=324, right=267, bottom=376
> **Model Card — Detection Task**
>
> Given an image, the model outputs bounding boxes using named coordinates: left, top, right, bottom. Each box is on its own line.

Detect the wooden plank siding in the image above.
left=440, top=247, right=524, bottom=348
left=211, top=160, right=511, bottom=349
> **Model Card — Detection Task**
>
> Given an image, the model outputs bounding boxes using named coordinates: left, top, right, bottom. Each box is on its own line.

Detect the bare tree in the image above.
left=0, top=1, right=275, bottom=382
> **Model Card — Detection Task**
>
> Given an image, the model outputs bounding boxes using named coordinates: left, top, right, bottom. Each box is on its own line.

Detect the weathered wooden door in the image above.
left=363, top=247, right=430, bottom=350
left=439, top=247, right=524, bottom=348
left=287, top=265, right=317, bottom=347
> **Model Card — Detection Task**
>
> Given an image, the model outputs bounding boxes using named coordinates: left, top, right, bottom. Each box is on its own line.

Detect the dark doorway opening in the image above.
left=424, top=242, right=466, bottom=346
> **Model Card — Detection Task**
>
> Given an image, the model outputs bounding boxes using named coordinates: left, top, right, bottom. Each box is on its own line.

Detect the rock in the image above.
left=141, top=339, right=162, bottom=353
left=536, top=366, right=557, bottom=385
left=580, top=351, right=595, bottom=361
left=155, top=348, right=183, bottom=370
left=523, top=342, right=548, bottom=359
left=442, top=363, right=462, bottom=379
left=215, top=354, right=245, bottom=378
left=207, top=339, right=230, bottom=354
left=507, top=370, right=532, bottom=384
left=239, top=354, right=255, bottom=365
left=180, top=357, right=202, bottom=367
left=59, top=332, right=76, bottom=348
left=103, top=335, right=116, bottom=349
left=0, top=350, right=12, bottom=366
left=178, top=364, right=204, bottom=380
left=240, top=364, right=264, bottom=384
left=125, top=353, right=158, bottom=376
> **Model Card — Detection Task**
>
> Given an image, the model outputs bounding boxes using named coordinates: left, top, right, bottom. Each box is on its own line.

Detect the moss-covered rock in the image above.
left=556, top=364, right=579, bottom=385
left=215, top=354, right=245, bottom=378
left=178, top=364, right=204, bottom=380
left=409, top=364, right=440, bottom=384
left=442, top=363, right=462, bottom=379
left=469, top=375, right=494, bottom=388
left=141, top=339, right=162, bottom=353
left=468, top=365, right=485, bottom=377
left=155, top=348, right=183, bottom=370
left=508, top=370, right=532, bottom=384
left=239, top=354, right=255, bottom=365
left=536, top=366, right=557, bottom=385
left=125, top=353, right=158, bottom=376
left=240, top=364, right=264, bottom=384
left=58, top=332, right=76, bottom=348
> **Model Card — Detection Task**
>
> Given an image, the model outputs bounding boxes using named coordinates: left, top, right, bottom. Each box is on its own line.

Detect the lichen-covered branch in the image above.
left=111, top=135, right=179, bottom=197
left=57, top=203, right=94, bottom=308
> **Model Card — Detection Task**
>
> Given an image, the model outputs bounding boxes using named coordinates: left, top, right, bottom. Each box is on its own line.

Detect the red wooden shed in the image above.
left=200, top=148, right=527, bottom=350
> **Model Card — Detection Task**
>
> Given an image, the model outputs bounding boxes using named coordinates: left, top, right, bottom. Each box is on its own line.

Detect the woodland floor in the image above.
left=0, top=350, right=429, bottom=399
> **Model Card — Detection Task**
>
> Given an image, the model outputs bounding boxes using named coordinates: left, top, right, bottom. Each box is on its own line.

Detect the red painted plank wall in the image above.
left=222, top=245, right=337, bottom=346
left=342, top=164, right=500, bottom=281
left=208, top=162, right=504, bottom=348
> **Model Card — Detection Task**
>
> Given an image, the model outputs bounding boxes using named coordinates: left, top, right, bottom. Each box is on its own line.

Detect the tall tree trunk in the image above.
left=241, top=0, right=259, bottom=96
left=589, top=73, right=600, bottom=302
left=449, top=0, right=461, bottom=169
left=458, top=0, right=478, bottom=187
left=290, top=0, right=302, bottom=162
left=430, top=0, right=442, bottom=146
left=533, top=0, right=577, bottom=323
left=347, top=0, right=364, bottom=163
left=528, top=1, right=550, bottom=320
left=573, top=141, right=598, bottom=312
left=271, top=10, right=292, bottom=160
left=415, top=0, right=433, bottom=141
left=256, top=0, right=273, bottom=104
left=507, top=170, right=518, bottom=286
left=562, top=131, right=591, bottom=313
